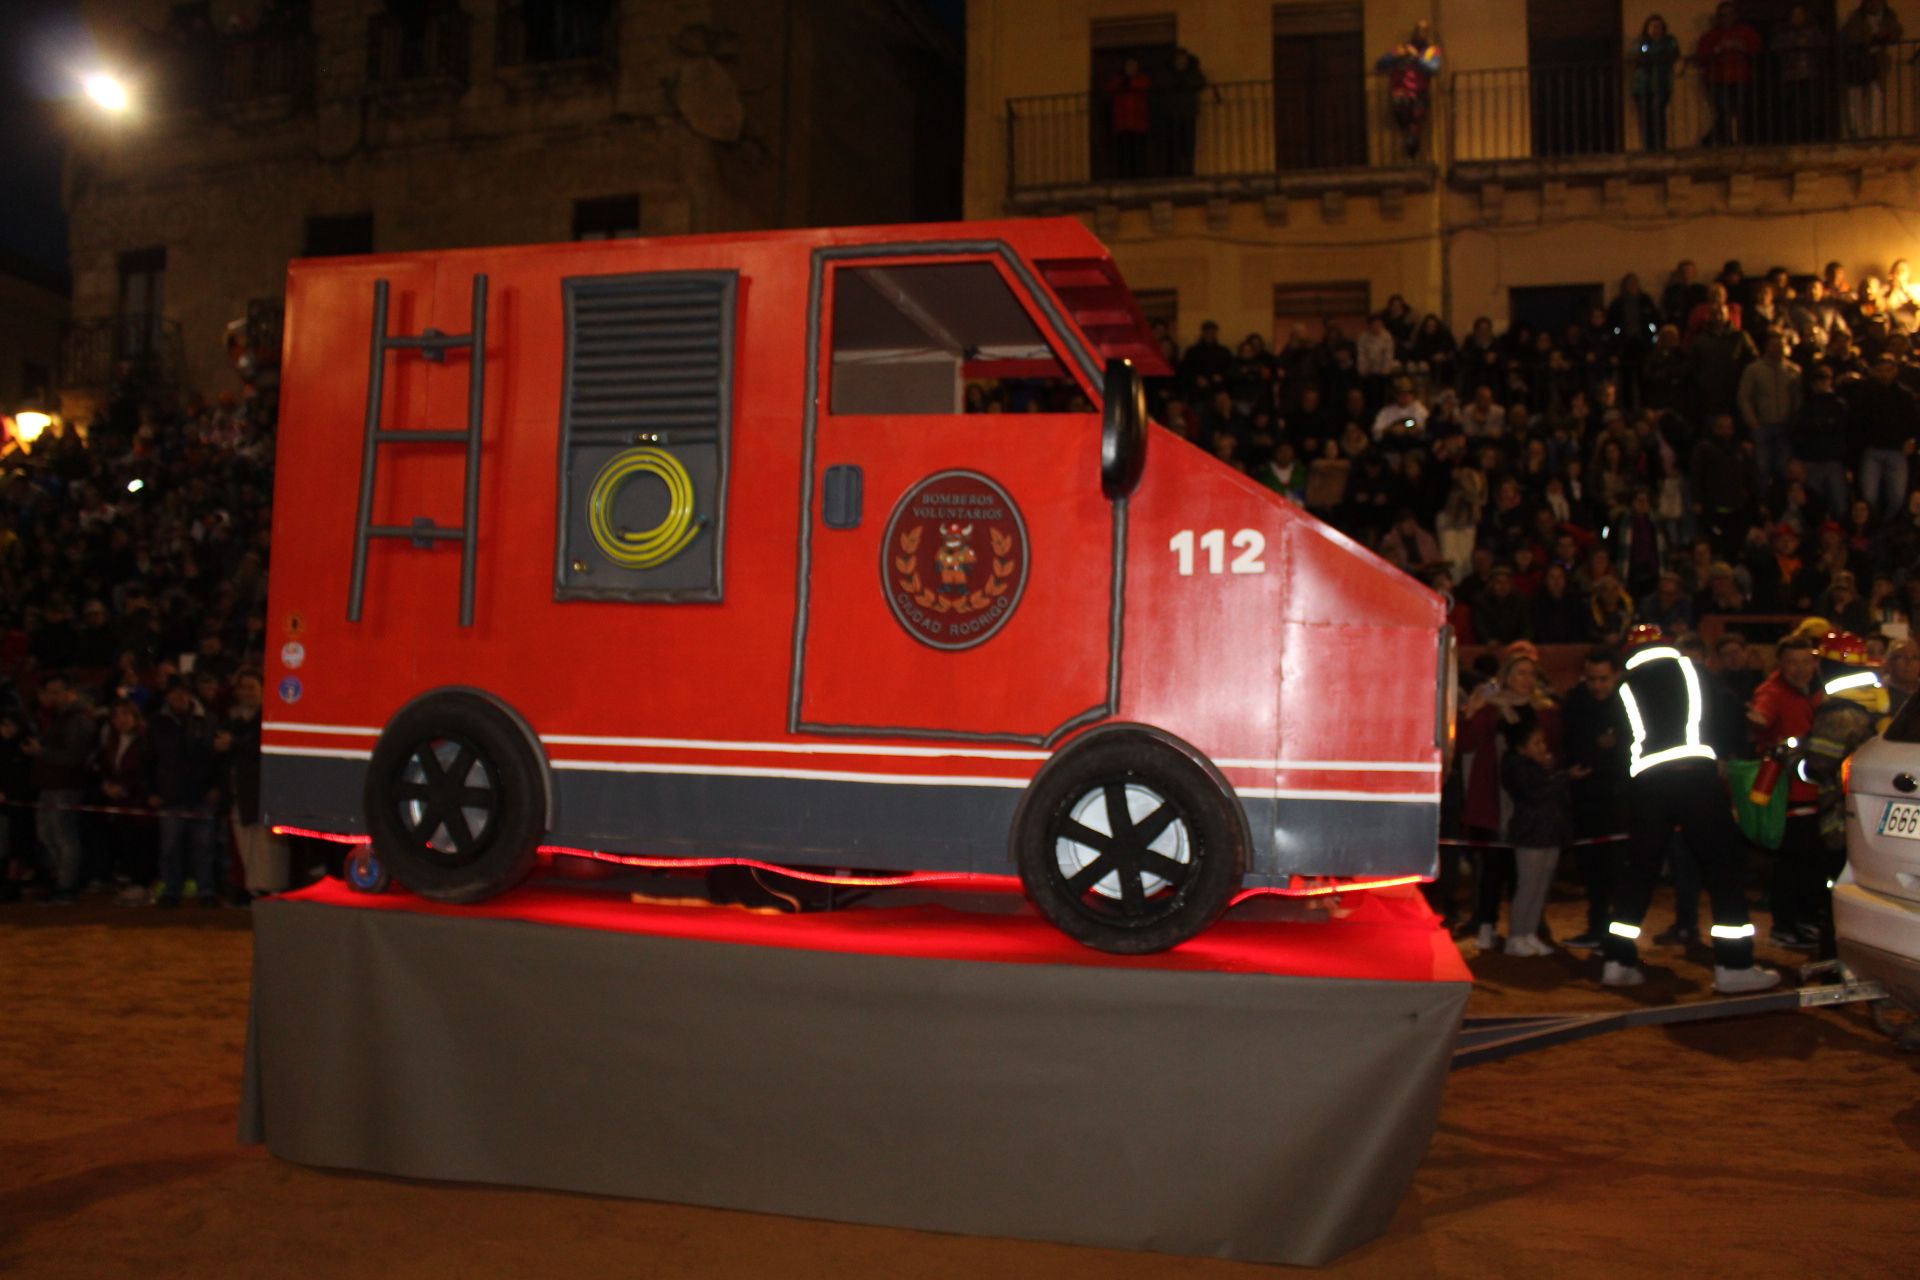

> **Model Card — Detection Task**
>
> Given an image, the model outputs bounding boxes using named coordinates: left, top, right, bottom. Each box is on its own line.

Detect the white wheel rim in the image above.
left=1054, top=782, right=1190, bottom=900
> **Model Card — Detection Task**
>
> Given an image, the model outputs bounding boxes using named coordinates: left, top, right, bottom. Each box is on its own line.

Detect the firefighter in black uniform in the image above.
left=1775, top=631, right=1894, bottom=958
left=1602, top=625, right=1782, bottom=993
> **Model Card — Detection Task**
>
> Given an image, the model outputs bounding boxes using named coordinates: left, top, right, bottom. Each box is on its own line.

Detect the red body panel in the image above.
left=264, top=218, right=1445, bottom=882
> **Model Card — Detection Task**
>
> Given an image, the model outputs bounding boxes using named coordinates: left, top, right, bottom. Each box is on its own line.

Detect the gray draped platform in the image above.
left=240, top=886, right=1468, bottom=1266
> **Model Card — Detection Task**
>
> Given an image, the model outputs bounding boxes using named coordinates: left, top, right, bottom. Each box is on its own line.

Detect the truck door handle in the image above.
left=823, top=465, right=863, bottom=529
left=1897, top=773, right=1917, bottom=794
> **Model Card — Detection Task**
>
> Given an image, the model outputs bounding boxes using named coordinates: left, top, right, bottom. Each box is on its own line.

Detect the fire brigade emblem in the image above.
left=880, top=470, right=1028, bottom=651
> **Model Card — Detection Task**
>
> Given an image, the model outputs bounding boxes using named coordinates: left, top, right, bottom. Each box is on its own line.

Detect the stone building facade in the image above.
left=967, top=0, right=1920, bottom=347
left=63, top=0, right=958, bottom=400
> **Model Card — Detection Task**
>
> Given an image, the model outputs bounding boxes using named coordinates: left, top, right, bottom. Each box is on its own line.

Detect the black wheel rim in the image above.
left=1047, top=775, right=1199, bottom=928
left=394, top=736, right=500, bottom=867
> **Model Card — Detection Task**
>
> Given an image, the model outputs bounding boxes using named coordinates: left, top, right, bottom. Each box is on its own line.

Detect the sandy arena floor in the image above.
left=2, top=885, right=1917, bottom=1278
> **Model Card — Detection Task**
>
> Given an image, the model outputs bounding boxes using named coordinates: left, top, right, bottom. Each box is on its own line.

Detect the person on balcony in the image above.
left=1631, top=15, right=1682, bottom=151
left=1694, top=2, right=1763, bottom=147
left=1840, top=0, right=1904, bottom=140
left=1376, top=20, right=1442, bottom=160
left=1158, top=47, right=1207, bottom=178
left=1773, top=5, right=1833, bottom=143
left=1103, top=57, right=1152, bottom=179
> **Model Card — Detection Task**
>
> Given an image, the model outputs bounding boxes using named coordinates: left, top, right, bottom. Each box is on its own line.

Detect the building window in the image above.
left=117, top=247, right=168, bottom=364
left=829, top=262, right=1078, bottom=415
left=498, top=1, right=616, bottom=66
left=1526, top=0, right=1623, bottom=157
left=1508, top=283, right=1604, bottom=338
left=1089, top=15, right=1178, bottom=181
left=573, top=195, right=641, bottom=241
left=1272, top=3, right=1366, bottom=171
left=1273, top=280, right=1369, bottom=344
left=305, top=213, right=374, bottom=257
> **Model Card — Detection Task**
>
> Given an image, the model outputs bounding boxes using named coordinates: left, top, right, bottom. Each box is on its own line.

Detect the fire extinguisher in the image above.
left=1748, top=737, right=1798, bottom=806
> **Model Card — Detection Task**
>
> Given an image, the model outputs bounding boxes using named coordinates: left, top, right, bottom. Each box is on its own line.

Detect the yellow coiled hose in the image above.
left=587, top=446, right=700, bottom=569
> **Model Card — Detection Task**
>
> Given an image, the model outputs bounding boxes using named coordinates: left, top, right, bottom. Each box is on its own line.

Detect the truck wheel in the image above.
left=1013, top=729, right=1247, bottom=953
left=365, top=693, right=546, bottom=903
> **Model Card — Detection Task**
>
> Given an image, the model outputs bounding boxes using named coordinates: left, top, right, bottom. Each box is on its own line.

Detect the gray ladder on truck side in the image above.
left=347, top=274, right=489, bottom=628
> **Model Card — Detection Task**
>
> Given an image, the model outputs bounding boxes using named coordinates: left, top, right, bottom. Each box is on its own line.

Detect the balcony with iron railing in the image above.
left=1005, top=79, right=1435, bottom=210
left=1450, top=42, right=1920, bottom=179
left=58, top=315, right=186, bottom=393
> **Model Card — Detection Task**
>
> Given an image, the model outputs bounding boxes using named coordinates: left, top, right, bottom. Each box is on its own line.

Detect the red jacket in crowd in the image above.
left=1695, top=22, right=1762, bottom=85
left=1750, top=670, right=1822, bottom=804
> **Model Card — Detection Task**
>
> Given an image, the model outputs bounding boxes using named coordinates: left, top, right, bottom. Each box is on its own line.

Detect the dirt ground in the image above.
left=3, top=886, right=1917, bottom=1279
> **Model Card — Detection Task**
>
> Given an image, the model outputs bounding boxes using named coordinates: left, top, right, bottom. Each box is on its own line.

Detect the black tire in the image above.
left=1013, top=728, right=1247, bottom=953
left=364, top=691, right=547, bottom=903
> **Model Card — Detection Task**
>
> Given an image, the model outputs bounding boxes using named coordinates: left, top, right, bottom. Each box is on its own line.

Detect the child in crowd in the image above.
left=1499, top=721, right=1586, bottom=956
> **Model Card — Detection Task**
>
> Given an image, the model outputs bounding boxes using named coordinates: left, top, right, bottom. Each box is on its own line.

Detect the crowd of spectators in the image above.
left=0, top=386, right=290, bottom=906
left=1143, top=252, right=1919, bottom=963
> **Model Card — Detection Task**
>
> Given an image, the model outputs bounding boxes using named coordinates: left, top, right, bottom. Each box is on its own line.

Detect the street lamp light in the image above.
left=81, top=71, right=130, bottom=113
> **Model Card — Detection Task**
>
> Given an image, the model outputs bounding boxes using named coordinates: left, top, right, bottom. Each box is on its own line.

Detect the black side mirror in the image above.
left=1100, top=357, right=1147, bottom=500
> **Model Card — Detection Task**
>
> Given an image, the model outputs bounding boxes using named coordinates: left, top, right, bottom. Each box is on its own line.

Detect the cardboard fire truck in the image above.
left=262, top=217, right=1452, bottom=952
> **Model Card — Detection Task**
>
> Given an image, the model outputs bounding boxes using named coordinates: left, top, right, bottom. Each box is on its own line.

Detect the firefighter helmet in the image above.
left=1624, top=623, right=1666, bottom=652
left=1815, top=630, right=1870, bottom=667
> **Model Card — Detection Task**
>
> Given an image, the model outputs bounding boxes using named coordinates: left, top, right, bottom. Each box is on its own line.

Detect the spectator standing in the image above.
left=1377, top=20, right=1442, bottom=159
left=217, top=668, right=288, bottom=898
left=147, top=677, right=221, bottom=907
left=1499, top=721, right=1583, bottom=956
left=1793, top=365, right=1854, bottom=516
left=1178, top=320, right=1232, bottom=397
left=1690, top=412, right=1754, bottom=553
left=1472, top=564, right=1531, bottom=645
left=1738, top=331, right=1804, bottom=486
left=1695, top=2, right=1763, bottom=146
left=92, top=699, right=153, bottom=906
left=1772, top=5, right=1832, bottom=142
left=0, top=711, right=31, bottom=901
left=1159, top=48, right=1206, bottom=177
left=1103, top=57, right=1152, bottom=179
left=23, top=674, right=93, bottom=905
left=1851, top=352, right=1919, bottom=519
left=1840, top=0, right=1904, bottom=140
left=1886, top=636, right=1919, bottom=712
left=1631, top=15, right=1682, bottom=151
left=1562, top=649, right=1631, bottom=949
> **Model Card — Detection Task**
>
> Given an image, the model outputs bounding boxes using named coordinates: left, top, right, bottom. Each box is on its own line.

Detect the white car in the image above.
left=1834, top=692, right=1920, bottom=1017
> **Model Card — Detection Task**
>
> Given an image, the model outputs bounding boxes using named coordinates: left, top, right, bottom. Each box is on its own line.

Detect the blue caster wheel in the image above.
left=347, top=847, right=391, bottom=894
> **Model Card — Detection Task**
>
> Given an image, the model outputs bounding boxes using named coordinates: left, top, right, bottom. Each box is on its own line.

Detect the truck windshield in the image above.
left=829, top=262, right=1085, bottom=415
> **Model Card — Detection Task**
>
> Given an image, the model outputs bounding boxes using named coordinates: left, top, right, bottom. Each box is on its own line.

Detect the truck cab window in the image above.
left=829, top=262, right=1084, bottom=415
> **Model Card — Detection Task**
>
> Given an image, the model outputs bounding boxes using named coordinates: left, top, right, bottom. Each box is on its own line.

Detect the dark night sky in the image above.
left=0, top=0, right=85, bottom=281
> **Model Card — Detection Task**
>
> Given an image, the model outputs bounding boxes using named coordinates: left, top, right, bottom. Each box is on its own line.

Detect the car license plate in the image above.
left=1883, top=802, right=1920, bottom=841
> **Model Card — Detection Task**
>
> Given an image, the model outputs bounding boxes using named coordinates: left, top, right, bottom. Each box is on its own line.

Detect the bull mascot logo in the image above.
left=934, top=522, right=976, bottom=590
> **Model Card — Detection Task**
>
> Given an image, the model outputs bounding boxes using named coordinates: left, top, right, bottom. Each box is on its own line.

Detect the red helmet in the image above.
left=1625, top=623, right=1666, bottom=652
left=1815, top=630, right=1869, bottom=667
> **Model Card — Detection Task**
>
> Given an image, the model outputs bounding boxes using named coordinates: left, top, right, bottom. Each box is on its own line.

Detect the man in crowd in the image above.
left=1738, top=331, right=1803, bottom=487
left=22, top=674, right=93, bottom=905
left=1852, top=351, right=1919, bottom=520
left=1561, top=646, right=1630, bottom=949
left=148, top=677, right=222, bottom=907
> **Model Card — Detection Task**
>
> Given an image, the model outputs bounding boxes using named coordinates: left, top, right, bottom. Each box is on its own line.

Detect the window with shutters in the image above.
left=553, top=271, right=737, bottom=602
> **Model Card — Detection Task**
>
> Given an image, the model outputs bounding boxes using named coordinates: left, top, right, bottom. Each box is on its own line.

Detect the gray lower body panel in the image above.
left=265, top=754, right=1430, bottom=879
left=240, top=893, right=1467, bottom=1266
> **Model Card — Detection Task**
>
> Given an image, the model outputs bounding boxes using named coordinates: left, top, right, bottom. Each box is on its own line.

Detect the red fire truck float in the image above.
left=262, top=217, right=1453, bottom=952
